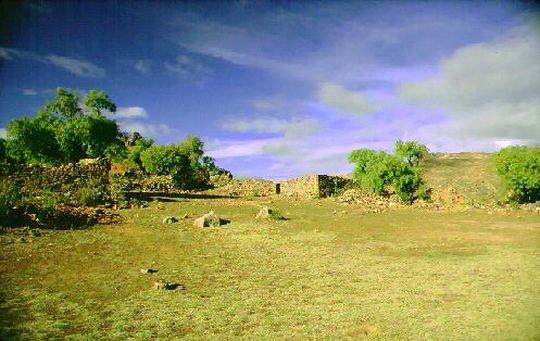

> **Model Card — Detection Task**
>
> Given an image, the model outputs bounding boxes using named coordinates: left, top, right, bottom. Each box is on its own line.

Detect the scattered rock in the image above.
left=140, top=268, right=158, bottom=274
left=152, top=279, right=185, bottom=291
left=162, top=216, right=178, bottom=224
left=152, top=279, right=168, bottom=290
left=256, top=206, right=285, bottom=220
left=193, top=211, right=221, bottom=228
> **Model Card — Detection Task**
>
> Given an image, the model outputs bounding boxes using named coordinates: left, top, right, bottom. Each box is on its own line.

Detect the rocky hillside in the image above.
left=421, top=152, right=501, bottom=207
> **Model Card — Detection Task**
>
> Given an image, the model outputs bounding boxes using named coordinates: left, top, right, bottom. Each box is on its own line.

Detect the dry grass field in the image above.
left=1, top=153, right=539, bottom=340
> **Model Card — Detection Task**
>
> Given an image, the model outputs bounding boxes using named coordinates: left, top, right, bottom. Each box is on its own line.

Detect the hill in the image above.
left=422, top=152, right=501, bottom=207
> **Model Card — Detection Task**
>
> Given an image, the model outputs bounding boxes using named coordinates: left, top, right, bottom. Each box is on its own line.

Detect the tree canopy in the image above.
left=4, top=87, right=124, bottom=164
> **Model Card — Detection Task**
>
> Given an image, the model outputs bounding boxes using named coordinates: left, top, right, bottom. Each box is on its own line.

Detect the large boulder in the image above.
left=193, top=211, right=221, bottom=228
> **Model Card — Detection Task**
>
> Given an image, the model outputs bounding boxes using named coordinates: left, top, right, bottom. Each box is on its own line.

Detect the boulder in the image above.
left=256, top=206, right=272, bottom=219
left=193, top=211, right=221, bottom=228
left=162, top=216, right=178, bottom=224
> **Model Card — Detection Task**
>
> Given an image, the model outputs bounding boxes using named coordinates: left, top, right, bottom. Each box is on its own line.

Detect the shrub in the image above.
left=493, top=146, right=540, bottom=203
left=140, top=145, right=192, bottom=188
left=348, top=141, right=429, bottom=204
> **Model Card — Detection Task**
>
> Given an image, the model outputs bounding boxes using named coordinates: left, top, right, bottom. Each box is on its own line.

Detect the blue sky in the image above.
left=1, top=1, right=539, bottom=179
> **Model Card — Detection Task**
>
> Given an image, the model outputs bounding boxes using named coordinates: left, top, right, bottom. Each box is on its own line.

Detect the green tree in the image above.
left=394, top=140, right=429, bottom=166
left=6, top=114, right=63, bottom=163
left=493, top=146, right=540, bottom=203
left=127, top=134, right=154, bottom=169
left=348, top=142, right=429, bottom=204
left=5, top=87, right=124, bottom=164
left=84, top=89, right=116, bottom=115
left=140, top=144, right=192, bottom=188
left=43, top=88, right=82, bottom=119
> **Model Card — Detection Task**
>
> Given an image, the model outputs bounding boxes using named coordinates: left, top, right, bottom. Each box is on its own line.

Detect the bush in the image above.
left=493, top=146, right=540, bottom=203
left=348, top=141, right=429, bottom=204
left=140, top=145, right=192, bottom=188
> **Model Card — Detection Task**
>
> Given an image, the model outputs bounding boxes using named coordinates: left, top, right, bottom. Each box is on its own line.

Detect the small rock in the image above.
left=140, top=268, right=158, bottom=274
left=152, top=279, right=168, bottom=290
left=193, top=211, right=221, bottom=228
left=152, top=279, right=184, bottom=291
left=256, top=206, right=271, bottom=219
left=162, top=216, right=178, bottom=224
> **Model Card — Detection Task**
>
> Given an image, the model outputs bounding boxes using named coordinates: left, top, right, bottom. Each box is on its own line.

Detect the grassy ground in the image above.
left=1, top=195, right=539, bottom=340
left=422, top=153, right=501, bottom=205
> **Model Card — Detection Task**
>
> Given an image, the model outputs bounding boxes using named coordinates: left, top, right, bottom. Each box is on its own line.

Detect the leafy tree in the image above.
left=43, top=88, right=82, bottom=119
left=348, top=141, right=429, bottom=204
left=394, top=140, right=429, bottom=166
left=493, top=146, right=540, bottom=203
left=84, top=89, right=116, bottom=115
left=6, top=115, right=63, bottom=163
left=0, top=138, right=6, bottom=160
left=140, top=144, right=192, bottom=188
left=5, top=87, right=124, bottom=164
left=127, top=135, right=154, bottom=169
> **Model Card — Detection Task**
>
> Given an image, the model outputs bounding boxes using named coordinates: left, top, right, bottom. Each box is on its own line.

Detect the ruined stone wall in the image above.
left=317, top=175, right=351, bottom=198
left=280, top=175, right=319, bottom=198
left=280, top=175, right=351, bottom=198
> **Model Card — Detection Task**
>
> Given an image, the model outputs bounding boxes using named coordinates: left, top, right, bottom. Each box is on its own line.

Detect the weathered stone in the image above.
left=140, top=268, right=158, bottom=274
left=162, top=216, right=178, bottom=224
left=193, top=211, right=221, bottom=228
left=152, top=279, right=168, bottom=290
left=256, top=206, right=272, bottom=219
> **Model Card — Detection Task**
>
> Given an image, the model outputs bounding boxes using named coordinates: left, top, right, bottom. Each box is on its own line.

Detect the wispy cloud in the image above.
left=134, top=60, right=152, bottom=75
left=207, top=138, right=272, bottom=159
left=318, top=83, right=380, bottom=116
left=118, top=121, right=176, bottom=137
left=0, top=47, right=105, bottom=78
left=164, top=55, right=211, bottom=80
left=21, top=89, right=38, bottom=96
left=112, top=106, right=177, bottom=138
left=222, top=117, right=320, bottom=137
left=116, top=106, right=149, bottom=119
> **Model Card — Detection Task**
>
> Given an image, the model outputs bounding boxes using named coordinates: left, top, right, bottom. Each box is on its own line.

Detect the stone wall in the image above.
left=279, top=175, right=350, bottom=198
left=280, top=175, right=319, bottom=198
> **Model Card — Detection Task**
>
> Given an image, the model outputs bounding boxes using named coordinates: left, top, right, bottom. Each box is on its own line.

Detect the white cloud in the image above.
left=22, top=89, right=38, bottom=96
left=118, top=121, right=176, bottom=138
left=318, top=83, right=379, bottom=116
left=116, top=106, right=149, bottom=118
left=0, top=47, right=105, bottom=78
left=164, top=55, right=211, bottom=79
left=45, top=55, right=106, bottom=78
left=252, top=98, right=283, bottom=111
left=0, top=128, right=6, bottom=139
left=222, top=117, right=320, bottom=137
left=134, top=60, right=152, bottom=74
left=207, top=138, right=273, bottom=158
left=399, top=25, right=540, bottom=142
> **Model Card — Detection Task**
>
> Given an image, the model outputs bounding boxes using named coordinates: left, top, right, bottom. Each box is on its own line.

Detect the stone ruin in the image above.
left=277, top=175, right=350, bottom=199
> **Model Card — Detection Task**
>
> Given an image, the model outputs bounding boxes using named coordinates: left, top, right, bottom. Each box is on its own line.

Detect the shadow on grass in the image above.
left=127, top=191, right=238, bottom=202
left=0, top=208, right=120, bottom=230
